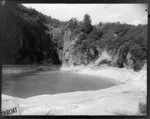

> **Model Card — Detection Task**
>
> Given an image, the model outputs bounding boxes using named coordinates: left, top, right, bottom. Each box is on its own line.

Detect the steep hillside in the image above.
left=0, top=2, right=147, bottom=71
left=62, top=22, right=147, bottom=71
left=0, top=2, right=62, bottom=64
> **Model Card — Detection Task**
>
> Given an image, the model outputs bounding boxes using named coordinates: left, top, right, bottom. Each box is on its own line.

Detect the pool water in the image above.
left=2, top=71, right=118, bottom=98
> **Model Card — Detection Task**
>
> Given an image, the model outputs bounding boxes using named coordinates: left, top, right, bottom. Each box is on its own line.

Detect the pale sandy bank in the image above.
left=2, top=66, right=147, bottom=115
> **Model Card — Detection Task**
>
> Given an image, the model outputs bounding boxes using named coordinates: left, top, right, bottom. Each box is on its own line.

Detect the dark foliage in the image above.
left=71, top=21, right=147, bottom=70
left=1, top=2, right=61, bottom=64
left=80, top=14, right=93, bottom=34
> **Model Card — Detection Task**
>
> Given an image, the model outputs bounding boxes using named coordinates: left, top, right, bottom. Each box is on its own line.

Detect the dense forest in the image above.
left=0, top=2, right=147, bottom=71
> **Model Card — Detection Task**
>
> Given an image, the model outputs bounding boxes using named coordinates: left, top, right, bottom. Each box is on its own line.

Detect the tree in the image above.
left=67, top=18, right=79, bottom=31
left=81, top=14, right=93, bottom=34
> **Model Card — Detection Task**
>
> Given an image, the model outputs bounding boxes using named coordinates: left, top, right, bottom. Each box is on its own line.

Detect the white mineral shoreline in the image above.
left=2, top=65, right=147, bottom=115
left=60, top=65, right=142, bottom=83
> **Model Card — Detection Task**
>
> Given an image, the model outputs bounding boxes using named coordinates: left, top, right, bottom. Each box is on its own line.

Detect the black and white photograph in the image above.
left=1, top=1, right=148, bottom=115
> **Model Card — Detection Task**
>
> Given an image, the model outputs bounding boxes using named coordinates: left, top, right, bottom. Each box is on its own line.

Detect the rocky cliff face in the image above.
left=62, top=33, right=117, bottom=67
left=62, top=30, right=79, bottom=66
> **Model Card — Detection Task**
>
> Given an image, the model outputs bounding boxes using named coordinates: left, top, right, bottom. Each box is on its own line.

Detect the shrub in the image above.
left=138, top=102, right=147, bottom=115
left=98, top=59, right=112, bottom=66
left=133, top=60, right=144, bottom=71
